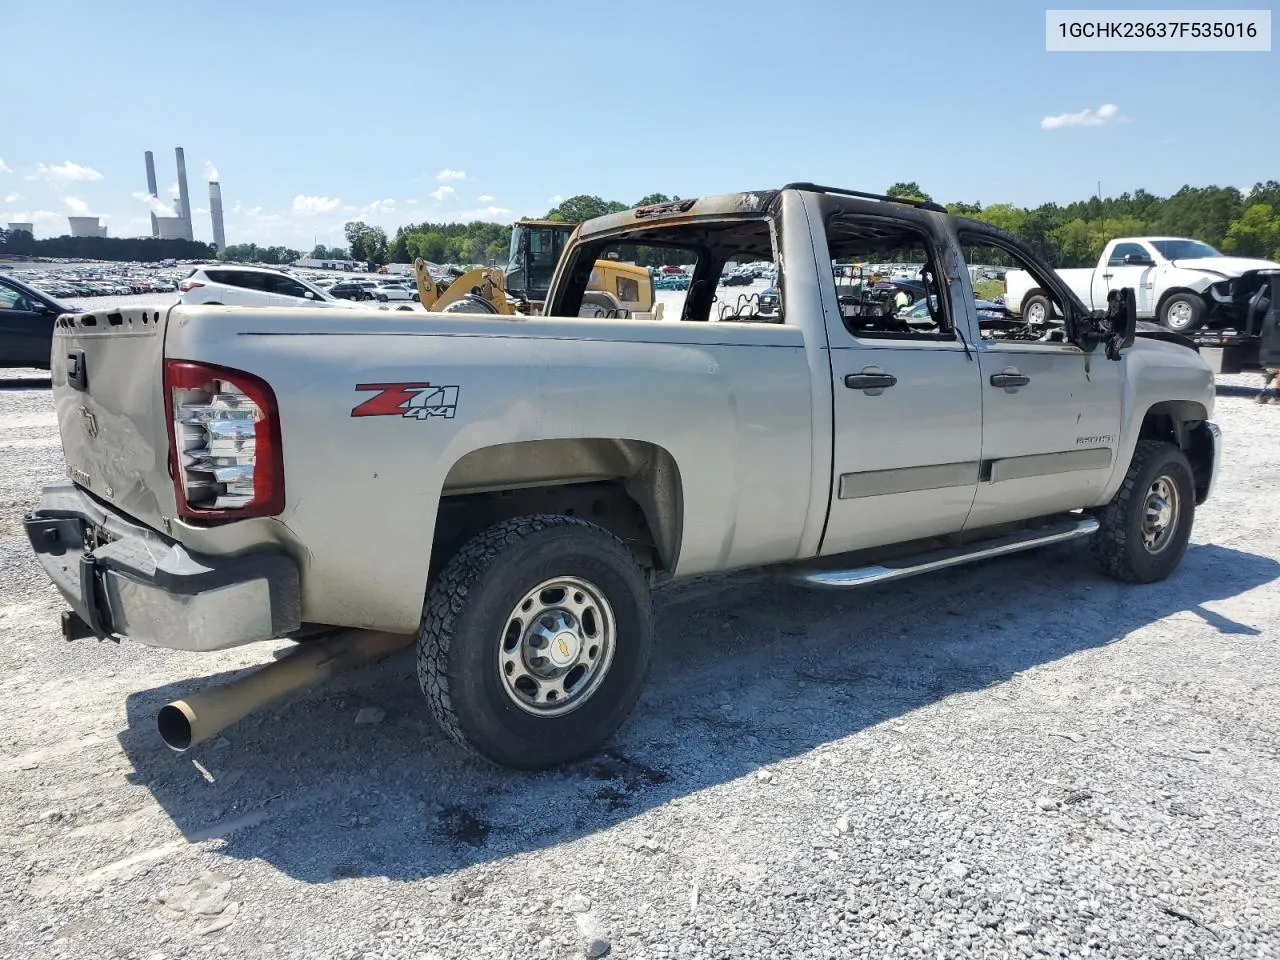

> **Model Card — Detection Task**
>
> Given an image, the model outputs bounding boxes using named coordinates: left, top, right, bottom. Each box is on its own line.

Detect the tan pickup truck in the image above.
left=25, top=184, right=1221, bottom=769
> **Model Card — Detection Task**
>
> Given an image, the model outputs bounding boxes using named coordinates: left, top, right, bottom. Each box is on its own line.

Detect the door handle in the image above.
left=989, top=372, right=1030, bottom=388
left=845, top=373, right=898, bottom=390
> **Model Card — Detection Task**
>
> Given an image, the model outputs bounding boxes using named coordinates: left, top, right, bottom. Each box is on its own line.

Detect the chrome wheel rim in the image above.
left=498, top=576, right=616, bottom=717
left=1141, top=475, right=1180, bottom=553
left=1027, top=301, right=1046, bottom=324
left=1167, top=300, right=1192, bottom=328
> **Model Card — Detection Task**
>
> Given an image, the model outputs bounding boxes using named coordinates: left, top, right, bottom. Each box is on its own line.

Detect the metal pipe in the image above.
left=156, top=630, right=412, bottom=751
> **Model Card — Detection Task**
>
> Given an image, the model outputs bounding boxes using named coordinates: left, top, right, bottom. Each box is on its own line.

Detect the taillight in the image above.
left=178, top=279, right=204, bottom=292
left=164, top=360, right=285, bottom=520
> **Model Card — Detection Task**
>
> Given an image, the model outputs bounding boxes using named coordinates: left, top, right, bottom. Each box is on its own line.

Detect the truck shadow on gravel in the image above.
left=119, top=539, right=1276, bottom=884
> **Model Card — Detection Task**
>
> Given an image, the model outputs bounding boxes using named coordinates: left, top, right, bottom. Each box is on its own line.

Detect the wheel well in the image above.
left=1154, top=287, right=1204, bottom=317
left=1020, top=288, right=1047, bottom=315
left=430, top=438, right=683, bottom=580
left=1139, top=401, right=1213, bottom=502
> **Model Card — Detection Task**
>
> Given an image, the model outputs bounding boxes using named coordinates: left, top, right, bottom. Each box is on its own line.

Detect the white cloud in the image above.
left=477, top=194, right=495, bottom=202
left=4, top=193, right=22, bottom=204
left=367, top=198, right=396, bottom=213
left=0, top=159, right=11, bottom=174
left=30, top=160, right=104, bottom=183
left=204, top=160, right=220, bottom=182
left=169, top=181, right=180, bottom=199
left=547, top=194, right=563, bottom=205
left=407, top=198, right=419, bottom=205
left=430, top=185, right=456, bottom=203
left=132, top=191, right=177, bottom=217
left=292, top=194, right=342, bottom=214
left=436, top=169, right=466, bottom=182
left=1040, top=103, right=1124, bottom=130
left=451, top=205, right=512, bottom=222
left=64, top=196, right=90, bottom=214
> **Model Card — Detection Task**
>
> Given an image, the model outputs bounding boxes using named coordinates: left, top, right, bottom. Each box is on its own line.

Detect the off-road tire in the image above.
left=1092, top=440, right=1195, bottom=583
left=1159, top=292, right=1205, bottom=333
left=417, top=515, right=653, bottom=769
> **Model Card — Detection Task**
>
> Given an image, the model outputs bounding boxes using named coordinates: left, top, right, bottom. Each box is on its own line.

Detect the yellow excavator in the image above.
left=413, top=219, right=660, bottom=318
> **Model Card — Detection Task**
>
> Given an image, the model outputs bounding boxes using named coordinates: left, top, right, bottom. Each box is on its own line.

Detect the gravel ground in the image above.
left=0, top=367, right=1277, bottom=960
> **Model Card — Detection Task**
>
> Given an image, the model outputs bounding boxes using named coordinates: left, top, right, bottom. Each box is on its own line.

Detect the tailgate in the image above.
left=50, top=306, right=177, bottom=530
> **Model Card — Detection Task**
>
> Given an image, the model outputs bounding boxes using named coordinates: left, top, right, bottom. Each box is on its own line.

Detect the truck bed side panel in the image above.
left=163, top=308, right=813, bottom=633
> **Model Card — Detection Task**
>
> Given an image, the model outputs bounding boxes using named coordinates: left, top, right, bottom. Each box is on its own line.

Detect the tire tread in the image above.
left=417, top=514, right=644, bottom=762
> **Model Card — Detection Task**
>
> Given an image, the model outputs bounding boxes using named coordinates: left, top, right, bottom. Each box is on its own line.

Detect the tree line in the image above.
left=887, top=180, right=1280, bottom=266
left=5, top=184, right=1277, bottom=269
left=0, top=228, right=215, bottom=262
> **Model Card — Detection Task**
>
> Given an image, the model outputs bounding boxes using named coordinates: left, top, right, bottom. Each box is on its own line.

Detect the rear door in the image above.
left=817, top=209, right=983, bottom=556
left=0, top=278, right=55, bottom=368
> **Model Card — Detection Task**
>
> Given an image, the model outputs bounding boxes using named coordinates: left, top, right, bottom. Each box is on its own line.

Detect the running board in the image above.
left=787, top=517, right=1099, bottom=589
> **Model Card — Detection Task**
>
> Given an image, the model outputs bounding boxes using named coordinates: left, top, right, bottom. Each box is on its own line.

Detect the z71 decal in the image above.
left=352, top=382, right=460, bottom=420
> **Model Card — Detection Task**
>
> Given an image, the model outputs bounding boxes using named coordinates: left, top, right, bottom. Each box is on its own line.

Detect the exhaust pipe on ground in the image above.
left=156, top=630, right=413, bottom=752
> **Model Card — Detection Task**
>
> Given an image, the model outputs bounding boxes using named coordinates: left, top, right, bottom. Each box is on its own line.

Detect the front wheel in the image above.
left=1023, top=293, right=1052, bottom=325
left=1092, top=440, right=1195, bottom=583
left=1160, top=293, right=1204, bottom=333
left=417, top=515, right=654, bottom=769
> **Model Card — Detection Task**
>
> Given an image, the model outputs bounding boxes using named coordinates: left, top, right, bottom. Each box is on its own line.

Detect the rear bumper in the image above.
left=24, top=481, right=300, bottom=652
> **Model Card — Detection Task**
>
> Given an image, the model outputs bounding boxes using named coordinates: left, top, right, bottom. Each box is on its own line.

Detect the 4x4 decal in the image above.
left=351, top=382, right=459, bottom=420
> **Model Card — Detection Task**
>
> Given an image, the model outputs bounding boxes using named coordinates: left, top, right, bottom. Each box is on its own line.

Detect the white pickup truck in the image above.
left=25, top=185, right=1222, bottom=770
left=1004, top=236, right=1280, bottom=333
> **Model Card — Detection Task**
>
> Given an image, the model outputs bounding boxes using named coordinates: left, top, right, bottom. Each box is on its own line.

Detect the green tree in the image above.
left=545, top=195, right=628, bottom=222
left=634, top=193, right=681, bottom=207
left=1222, top=204, right=1280, bottom=259
left=886, top=182, right=933, bottom=203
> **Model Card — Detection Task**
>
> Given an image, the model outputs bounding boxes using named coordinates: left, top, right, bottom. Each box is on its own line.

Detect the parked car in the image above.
left=0, top=274, right=79, bottom=369
left=1003, top=236, right=1280, bottom=333
left=757, top=286, right=780, bottom=316
left=177, top=266, right=362, bottom=309
left=328, top=280, right=378, bottom=302
left=25, top=183, right=1220, bottom=772
left=720, top=268, right=753, bottom=286
left=373, top=280, right=417, bottom=302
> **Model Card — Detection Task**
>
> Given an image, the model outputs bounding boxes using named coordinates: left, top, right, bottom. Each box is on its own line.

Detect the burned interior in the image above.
left=549, top=217, right=778, bottom=322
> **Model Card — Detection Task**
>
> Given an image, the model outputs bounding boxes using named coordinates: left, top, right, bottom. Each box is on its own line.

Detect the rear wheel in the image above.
left=1092, top=440, right=1195, bottom=583
left=417, top=515, right=653, bottom=769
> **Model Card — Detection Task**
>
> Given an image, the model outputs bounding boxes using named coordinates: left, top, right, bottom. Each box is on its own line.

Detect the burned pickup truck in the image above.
left=26, top=184, right=1221, bottom=770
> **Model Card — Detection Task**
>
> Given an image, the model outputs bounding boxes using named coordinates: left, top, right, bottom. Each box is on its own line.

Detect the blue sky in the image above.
left=3, top=0, right=1274, bottom=247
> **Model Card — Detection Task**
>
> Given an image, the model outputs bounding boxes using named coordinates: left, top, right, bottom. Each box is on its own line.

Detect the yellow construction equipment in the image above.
left=413, top=219, right=657, bottom=318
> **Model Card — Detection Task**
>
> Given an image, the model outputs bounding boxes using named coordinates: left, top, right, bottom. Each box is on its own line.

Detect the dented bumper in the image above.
left=24, top=481, right=300, bottom=651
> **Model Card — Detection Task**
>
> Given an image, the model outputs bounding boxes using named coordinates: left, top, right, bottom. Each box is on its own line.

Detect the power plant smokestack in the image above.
left=144, top=150, right=160, bottom=238
left=209, top=182, right=226, bottom=253
left=175, top=147, right=193, bottom=241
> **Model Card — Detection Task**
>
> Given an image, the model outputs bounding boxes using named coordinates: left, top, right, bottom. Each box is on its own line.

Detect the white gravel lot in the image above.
left=0, top=365, right=1276, bottom=960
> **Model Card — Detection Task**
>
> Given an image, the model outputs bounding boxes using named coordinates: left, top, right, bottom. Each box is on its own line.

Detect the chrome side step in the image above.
left=788, top=517, right=1099, bottom=589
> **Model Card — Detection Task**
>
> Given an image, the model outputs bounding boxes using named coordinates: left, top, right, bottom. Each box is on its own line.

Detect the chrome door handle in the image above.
left=989, top=372, right=1030, bottom=388
left=845, top=373, right=898, bottom=390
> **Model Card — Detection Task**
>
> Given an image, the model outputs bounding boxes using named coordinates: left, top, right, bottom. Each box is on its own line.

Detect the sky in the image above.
left=2, top=0, right=1275, bottom=248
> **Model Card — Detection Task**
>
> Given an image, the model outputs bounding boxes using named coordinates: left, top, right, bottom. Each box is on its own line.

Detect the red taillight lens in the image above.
left=178, top=280, right=204, bottom=292
left=164, top=360, right=285, bottom=520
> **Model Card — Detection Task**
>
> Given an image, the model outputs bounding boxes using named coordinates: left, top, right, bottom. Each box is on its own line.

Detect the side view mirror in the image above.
left=1102, top=287, right=1137, bottom=360
left=1123, top=253, right=1154, bottom=266
left=304, top=291, right=316, bottom=299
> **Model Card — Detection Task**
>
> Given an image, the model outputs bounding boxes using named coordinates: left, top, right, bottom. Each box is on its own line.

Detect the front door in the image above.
left=1103, top=241, right=1156, bottom=315
left=959, top=234, right=1124, bottom=530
